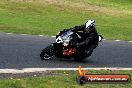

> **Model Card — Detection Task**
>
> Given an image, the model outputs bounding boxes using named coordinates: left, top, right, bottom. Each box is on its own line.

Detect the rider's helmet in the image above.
left=85, top=19, right=95, bottom=31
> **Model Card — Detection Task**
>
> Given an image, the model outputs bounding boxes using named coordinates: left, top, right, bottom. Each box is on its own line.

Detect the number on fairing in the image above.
left=56, top=36, right=63, bottom=43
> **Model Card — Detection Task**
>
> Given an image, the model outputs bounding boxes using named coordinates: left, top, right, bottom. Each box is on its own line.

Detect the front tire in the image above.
left=40, top=45, right=54, bottom=60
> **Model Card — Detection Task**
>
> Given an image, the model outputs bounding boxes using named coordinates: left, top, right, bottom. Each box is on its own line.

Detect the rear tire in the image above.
left=40, top=45, right=54, bottom=60
left=74, top=50, right=93, bottom=62
left=74, top=52, right=87, bottom=62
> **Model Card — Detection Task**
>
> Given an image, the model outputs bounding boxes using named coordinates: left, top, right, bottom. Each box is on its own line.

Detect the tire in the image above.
left=74, top=52, right=87, bottom=62
left=40, top=45, right=54, bottom=60
left=74, top=50, right=93, bottom=62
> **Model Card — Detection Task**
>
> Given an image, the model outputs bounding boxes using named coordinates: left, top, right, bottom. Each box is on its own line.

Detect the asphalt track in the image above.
left=0, top=33, right=132, bottom=69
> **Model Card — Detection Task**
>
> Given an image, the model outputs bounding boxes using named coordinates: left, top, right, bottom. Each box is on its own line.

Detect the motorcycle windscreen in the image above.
left=60, top=30, right=73, bottom=42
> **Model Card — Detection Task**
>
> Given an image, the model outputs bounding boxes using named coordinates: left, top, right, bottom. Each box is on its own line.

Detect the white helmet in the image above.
left=85, top=20, right=95, bottom=30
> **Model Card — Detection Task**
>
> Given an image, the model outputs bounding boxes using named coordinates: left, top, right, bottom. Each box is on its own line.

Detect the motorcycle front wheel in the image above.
left=40, top=45, right=54, bottom=60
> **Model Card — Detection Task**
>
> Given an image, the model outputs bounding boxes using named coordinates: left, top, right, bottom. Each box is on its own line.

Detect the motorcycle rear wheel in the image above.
left=40, top=45, right=54, bottom=60
left=74, top=50, right=93, bottom=61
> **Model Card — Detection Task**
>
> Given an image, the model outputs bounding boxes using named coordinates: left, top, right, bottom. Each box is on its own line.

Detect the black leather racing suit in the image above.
left=64, top=25, right=99, bottom=53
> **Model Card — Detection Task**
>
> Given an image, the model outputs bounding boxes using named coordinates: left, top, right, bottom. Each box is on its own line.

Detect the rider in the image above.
left=64, top=19, right=99, bottom=55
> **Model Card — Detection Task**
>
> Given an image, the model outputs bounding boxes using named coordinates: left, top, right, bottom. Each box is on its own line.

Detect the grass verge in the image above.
left=0, top=70, right=132, bottom=88
left=0, top=0, right=132, bottom=40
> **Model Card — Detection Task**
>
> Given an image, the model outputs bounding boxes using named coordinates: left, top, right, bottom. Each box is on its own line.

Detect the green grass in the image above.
left=0, top=70, right=132, bottom=88
left=84, top=0, right=132, bottom=11
left=0, top=0, right=132, bottom=40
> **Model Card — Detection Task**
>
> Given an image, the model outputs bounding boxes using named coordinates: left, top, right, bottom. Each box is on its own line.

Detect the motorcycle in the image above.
left=40, top=29, right=103, bottom=61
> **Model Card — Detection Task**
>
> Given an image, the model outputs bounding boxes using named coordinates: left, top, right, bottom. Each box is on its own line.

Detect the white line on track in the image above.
left=7, top=33, right=13, bottom=34
left=0, top=68, right=132, bottom=73
left=51, top=36, right=56, bottom=37
left=128, top=41, right=132, bottom=42
left=20, top=34, right=27, bottom=35
left=102, top=39, right=106, bottom=40
left=5, top=33, right=132, bottom=43
left=114, top=40, right=121, bottom=41
left=38, top=35, right=44, bottom=37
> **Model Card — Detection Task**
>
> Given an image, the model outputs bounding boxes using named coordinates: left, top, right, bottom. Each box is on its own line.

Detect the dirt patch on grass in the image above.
left=38, top=0, right=132, bottom=16
left=1, top=0, right=131, bottom=16
left=0, top=71, right=65, bottom=79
